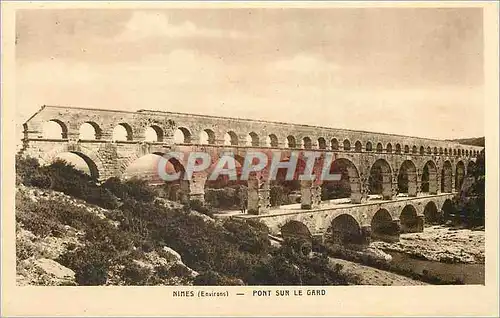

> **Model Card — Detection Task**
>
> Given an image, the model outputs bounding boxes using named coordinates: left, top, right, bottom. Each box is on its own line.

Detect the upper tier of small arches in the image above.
left=39, top=119, right=483, bottom=158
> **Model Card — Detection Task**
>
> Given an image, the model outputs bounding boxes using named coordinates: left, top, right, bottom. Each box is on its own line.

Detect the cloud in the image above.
left=116, top=11, right=245, bottom=42
left=272, top=54, right=340, bottom=74
left=15, top=48, right=483, bottom=144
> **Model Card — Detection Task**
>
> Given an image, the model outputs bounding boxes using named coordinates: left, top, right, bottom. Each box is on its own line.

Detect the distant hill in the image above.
left=447, top=137, right=485, bottom=147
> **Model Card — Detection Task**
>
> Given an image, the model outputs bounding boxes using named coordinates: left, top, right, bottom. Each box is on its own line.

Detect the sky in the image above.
left=15, top=8, right=484, bottom=142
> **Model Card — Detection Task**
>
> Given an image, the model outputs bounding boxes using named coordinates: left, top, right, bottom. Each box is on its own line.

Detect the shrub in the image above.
left=102, top=177, right=156, bottom=203
left=204, top=187, right=240, bottom=209
left=120, top=260, right=153, bottom=285
left=222, top=219, right=270, bottom=255
left=189, top=199, right=214, bottom=217
left=16, top=155, right=52, bottom=188
left=193, top=270, right=236, bottom=286
left=58, top=243, right=112, bottom=286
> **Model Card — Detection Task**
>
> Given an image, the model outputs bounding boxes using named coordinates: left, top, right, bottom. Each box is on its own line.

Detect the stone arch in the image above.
left=145, top=125, right=164, bottom=142
left=42, top=119, right=69, bottom=139
left=302, top=136, right=312, bottom=149
left=444, top=148, right=448, bottom=155
left=455, top=161, right=465, bottom=191
left=421, top=160, right=438, bottom=194
left=395, top=143, right=402, bottom=154
left=423, top=201, right=441, bottom=225
left=427, top=146, right=432, bottom=154
left=439, top=147, right=443, bottom=155
left=371, top=208, right=400, bottom=242
left=200, top=129, right=216, bottom=145
left=441, top=160, right=453, bottom=193
left=329, top=214, right=364, bottom=245
left=412, top=145, right=417, bottom=154
left=267, top=134, right=278, bottom=147
left=78, top=121, right=103, bottom=140
left=368, top=159, right=393, bottom=199
left=174, top=127, right=192, bottom=144
left=321, top=157, right=362, bottom=203
left=397, top=160, right=417, bottom=196
left=112, top=123, right=133, bottom=141
left=386, top=143, right=393, bottom=153
left=123, top=152, right=191, bottom=196
left=280, top=220, right=312, bottom=241
left=403, top=145, right=409, bottom=153
left=354, top=140, right=362, bottom=152
left=280, top=220, right=313, bottom=255
left=42, top=145, right=105, bottom=180
left=366, top=141, right=373, bottom=152
left=331, top=138, right=339, bottom=150
left=317, top=137, right=327, bottom=149
left=453, top=149, right=457, bottom=156
left=420, top=146, right=425, bottom=155
left=224, top=131, right=239, bottom=146
left=433, top=147, right=438, bottom=155
left=343, top=139, right=351, bottom=151
left=400, top=205, right=421, bottom=233
left=466, top=150, right=469, bottom=156
left=287, top=135, right=297, bottom=148
left=376, top=142, right=383, bottom=153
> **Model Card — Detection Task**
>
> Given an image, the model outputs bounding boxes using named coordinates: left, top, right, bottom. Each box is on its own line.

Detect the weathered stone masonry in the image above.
left=20, top=105, right=483, bottom=223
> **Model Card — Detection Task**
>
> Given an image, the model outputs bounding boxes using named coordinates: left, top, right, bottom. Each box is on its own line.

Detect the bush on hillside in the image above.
left=15, top=155, right=52, bottom=188
left=102, top=177, right=157, bottom=203
left=16, top=156, right=119, bottom=209
left=16, top=155, right=361, bottom=286
left=222, top=219, right=270, bottom=255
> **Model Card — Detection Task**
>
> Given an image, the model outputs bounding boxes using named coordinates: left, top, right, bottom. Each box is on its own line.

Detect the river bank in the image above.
left=324, top=225, right=485, bottom=285
left=371, top=225, right=485, bottom=264
left=328, top=257, right=427, bottom=286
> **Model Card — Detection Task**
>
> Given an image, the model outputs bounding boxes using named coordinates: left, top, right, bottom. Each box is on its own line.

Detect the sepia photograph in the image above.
left=2, top=1, right=499, bottom=317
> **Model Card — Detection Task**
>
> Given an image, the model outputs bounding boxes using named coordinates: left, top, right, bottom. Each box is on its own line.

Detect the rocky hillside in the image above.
left=16, top=185, right=199, bottom=286
left=15, top=156, right=360, bottom=286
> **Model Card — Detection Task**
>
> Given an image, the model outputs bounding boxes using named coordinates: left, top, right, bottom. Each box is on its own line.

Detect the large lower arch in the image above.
left=423, top=201, right=441, bottom=225
left=455, top=161, right=465, bottom=191
left=441, top=161, right=453, bottom=193
left=368, top=159, right=392, bottom=199
left=51, top=151, right=101, bottom=180
left=397, top=160, right=417, bottom=196
left=123, top=153, right=190, bottom=200
left=400, top=205, right=422, bottom=233
left=371, top=209, right=400, bottom=242
left=329, top=214, right=364, bottom=245
left=41, top=145, right=105, bottom=180
left=321, top=157, right=362, bottom=203
left=421, top=160, right=438, bottom=194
